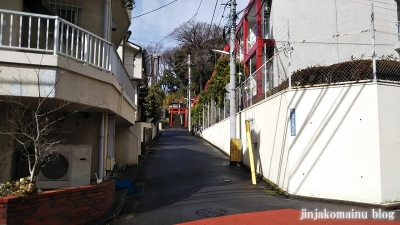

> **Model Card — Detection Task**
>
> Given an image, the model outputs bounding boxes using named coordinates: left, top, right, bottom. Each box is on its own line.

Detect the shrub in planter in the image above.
left=0, top=177, right=41, bottom=198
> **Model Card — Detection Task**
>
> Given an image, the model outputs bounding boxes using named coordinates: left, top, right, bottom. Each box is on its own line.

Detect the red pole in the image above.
left=184, top=109, right=188, bottom=128
left=169, top=108, right=173, bottom=127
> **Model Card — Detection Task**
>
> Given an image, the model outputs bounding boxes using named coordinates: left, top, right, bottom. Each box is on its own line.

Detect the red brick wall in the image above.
left=0, top=179, right=115, bottom=225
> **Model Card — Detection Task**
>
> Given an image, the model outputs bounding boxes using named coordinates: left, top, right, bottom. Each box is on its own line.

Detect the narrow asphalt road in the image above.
left=112, top=128, right=400, bottom=225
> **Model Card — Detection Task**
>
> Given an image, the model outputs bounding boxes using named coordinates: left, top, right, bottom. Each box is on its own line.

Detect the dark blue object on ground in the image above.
left=111, top=178, right=136, bottom=193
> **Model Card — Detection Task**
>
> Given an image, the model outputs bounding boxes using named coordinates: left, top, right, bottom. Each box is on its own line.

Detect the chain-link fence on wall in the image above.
left=202, top=100, right=230, bottom=129
left=238, top=50, right=288, bottom=109
left=286, top=30, right=400, bottom=87
left=201, top=4, right=400, bottom=128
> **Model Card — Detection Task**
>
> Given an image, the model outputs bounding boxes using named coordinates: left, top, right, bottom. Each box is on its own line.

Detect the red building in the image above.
left=236, top=0, right=274, bottom=99
left=199, top=0, right=275, bottom=109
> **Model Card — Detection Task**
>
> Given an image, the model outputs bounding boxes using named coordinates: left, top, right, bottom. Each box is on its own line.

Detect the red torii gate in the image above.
left=169, top=106, right=188, bottom=128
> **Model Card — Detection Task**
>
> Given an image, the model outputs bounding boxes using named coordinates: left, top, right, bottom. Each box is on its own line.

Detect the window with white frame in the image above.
left=48, top=1, right=84, bottom=27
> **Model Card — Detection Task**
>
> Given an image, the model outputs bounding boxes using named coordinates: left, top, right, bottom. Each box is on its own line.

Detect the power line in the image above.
left=217, top=14, right=230, bottom=46
left=215, top=1, right=223, bottom=22
left=128, top=38, right=158, bottom=44
left=207, top=0, right=221, bottom=47
left=194, top=0, right=203, bottom=18
left=236, top=1, right=254, bottom=15
left=217, top=5, right=228, bottom=28
left=132, top=0, right=178, bottom=19
left=156, top=0, right=203, bottom=44
left=210, top=0, right=219, bottom=25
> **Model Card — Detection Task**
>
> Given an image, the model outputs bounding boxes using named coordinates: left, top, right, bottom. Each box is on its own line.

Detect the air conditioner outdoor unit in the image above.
left=36, top=145, right=92, bottom=189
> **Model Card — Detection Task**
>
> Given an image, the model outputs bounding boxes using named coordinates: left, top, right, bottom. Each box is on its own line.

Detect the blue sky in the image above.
left=128, top=0, right=248, bottom=49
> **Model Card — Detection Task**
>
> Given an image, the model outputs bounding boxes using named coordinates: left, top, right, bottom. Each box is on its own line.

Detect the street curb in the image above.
left=288, top=194, right=400, bottom=210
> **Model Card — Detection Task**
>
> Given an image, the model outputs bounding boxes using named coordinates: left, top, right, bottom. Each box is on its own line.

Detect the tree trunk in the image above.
left=29, top=164, right=40, bottom=184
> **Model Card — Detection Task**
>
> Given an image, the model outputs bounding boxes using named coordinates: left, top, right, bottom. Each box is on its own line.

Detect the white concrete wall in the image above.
left=271, top=0, right=397, bottom=43
left=0, top=0, right=24, bottom=11
left=202, top=118, right=230, bottom=156
left=133, top=51, right=143, bottom=80
left=203, top=83, right=393, bottom=204
left=131, top=122, right=156, bottom=156
left=134, top=122, right=154, bottom=142
left=0, top=64, right=57, bottom=98
left=377, top=84, right=400, bottom=203
left=121, top=43, right=143, bottom=80
left=124, top=47, right=135, bottom=78
left=239, top=93, right=290, bottom=189
left=115, top=126, right=139, bottom=166
left=286, top=84, right=381, bottom=203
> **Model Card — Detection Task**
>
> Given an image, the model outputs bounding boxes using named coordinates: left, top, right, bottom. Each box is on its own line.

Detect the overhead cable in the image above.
left=157, top=0, right=203, bottom=44
left=210, top=0, right=219, bottom=25
left=132, top=0, right=178, bottom=19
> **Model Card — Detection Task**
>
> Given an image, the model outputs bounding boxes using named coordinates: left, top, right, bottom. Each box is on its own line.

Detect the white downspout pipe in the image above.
left=99, top=113, right=105, bottom=181
left=103, top=0, right=110, bottom=41
left=98, top=0, right=110, bottom=182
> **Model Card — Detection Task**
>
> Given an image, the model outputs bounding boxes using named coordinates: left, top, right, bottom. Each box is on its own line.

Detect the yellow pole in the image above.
left=245, top=120, right=257, bottom=185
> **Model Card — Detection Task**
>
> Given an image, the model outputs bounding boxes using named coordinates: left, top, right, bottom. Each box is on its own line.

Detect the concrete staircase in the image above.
left=171, top=114, right=183, bottom=128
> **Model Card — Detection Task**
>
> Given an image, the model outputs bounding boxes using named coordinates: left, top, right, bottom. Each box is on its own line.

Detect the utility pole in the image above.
left=229, top=0, right=237, bottom=139
left=188, top=55, right=191, bottom=132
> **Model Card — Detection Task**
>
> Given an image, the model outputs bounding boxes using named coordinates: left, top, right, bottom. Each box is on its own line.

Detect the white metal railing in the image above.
left=0, top=9, right=135, bottom=103
left=398, top=21, right=400, bottom=41
left=110, top=47, right=135, bottom=100
left=263, top=19, right=273, bottom=39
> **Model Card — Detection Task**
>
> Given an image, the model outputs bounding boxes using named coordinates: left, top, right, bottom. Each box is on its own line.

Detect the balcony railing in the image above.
left=246, top=19, right=273, bottom=51
left=397, top=21, right=400, bottom=41
left=263, top=19, right=273, bottom=39
left=0, top=9, right=135, bottom=104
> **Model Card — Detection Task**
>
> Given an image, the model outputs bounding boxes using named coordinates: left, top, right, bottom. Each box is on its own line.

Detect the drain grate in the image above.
left=195, top=209, right=227, bottom=218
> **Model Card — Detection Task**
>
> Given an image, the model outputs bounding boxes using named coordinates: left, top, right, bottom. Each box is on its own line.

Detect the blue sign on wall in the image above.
left=290, top=108, right=296, bottom=136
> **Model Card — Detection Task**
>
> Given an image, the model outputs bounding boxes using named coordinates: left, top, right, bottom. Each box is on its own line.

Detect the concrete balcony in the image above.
left=0, top=9, right=136, bottom=124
